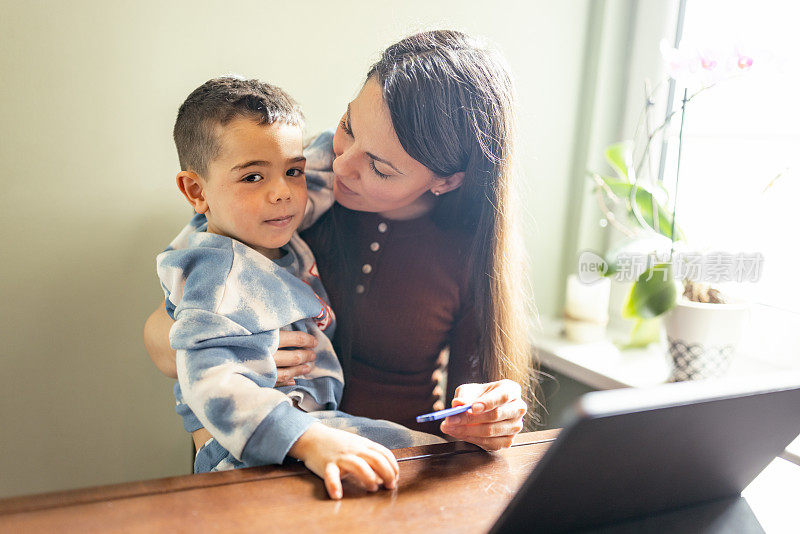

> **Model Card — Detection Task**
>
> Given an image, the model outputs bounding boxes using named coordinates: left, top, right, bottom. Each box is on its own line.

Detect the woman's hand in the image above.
left=274, top=330, right=318, bottom=386
left=289, top=422, right=400, bottom=500
left=439, top=379, right=527, bottom=451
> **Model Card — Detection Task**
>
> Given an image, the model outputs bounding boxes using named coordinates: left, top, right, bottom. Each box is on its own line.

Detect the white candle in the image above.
left=564, top=274, right=611, bottom=342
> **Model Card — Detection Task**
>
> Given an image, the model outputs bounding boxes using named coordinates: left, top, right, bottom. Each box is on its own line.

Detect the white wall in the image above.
left=0, top=0, right=592, bottom=497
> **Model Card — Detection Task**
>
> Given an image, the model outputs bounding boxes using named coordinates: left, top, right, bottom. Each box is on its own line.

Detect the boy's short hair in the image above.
left=174, top=76, right=304, bottom=176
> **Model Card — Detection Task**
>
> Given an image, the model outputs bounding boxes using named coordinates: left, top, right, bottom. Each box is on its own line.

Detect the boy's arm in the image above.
left=173, top=311, right=319, bottom=465
left=160, top=239, right=314, bottom=464
left=177, top=316, right=399, bottom=498
left=160, top=237, right=334, bottom=465
left=158, top=234, right=399, bottom=496
left=143, top=300, right=319, bottom=383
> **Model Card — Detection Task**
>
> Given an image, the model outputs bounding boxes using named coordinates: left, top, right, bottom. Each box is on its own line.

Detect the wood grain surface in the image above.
left=0, top=430, right=559, bottom=533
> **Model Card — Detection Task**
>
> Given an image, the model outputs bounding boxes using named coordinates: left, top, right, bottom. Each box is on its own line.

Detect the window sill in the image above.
left=531, top=316, right=800, bottom=464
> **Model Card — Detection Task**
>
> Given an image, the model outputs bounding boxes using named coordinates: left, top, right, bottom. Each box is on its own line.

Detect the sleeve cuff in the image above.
left=240, top=402, right=318, bottom=465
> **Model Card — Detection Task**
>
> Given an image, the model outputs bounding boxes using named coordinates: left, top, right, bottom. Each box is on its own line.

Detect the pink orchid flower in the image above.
left=660, top=39, right=757, bottom=88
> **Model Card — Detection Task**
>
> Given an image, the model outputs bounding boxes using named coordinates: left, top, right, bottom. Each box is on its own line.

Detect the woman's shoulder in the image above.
left=301, top=130, right=337, bottom=230
left=304, top=129, right=335, bottom=171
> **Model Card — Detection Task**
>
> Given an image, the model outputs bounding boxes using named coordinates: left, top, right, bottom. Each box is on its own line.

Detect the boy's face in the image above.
left=198, top=118, right=307, bottom=258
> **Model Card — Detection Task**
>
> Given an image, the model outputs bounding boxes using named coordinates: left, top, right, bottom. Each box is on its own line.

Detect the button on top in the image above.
left=362, top=264, right=373, bottom=274
left=355, top=284, right=365, bottom=294
left=377, top=222, right=388, bottom=233
left=370, top=241, right=380, bottom=252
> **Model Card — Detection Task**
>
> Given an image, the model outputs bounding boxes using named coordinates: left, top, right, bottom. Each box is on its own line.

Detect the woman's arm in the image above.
left=439, top=304, right=527, bottom=451
left=143, top=302, right=320, bottom=383
left=143, top=302, right=178, bottom=378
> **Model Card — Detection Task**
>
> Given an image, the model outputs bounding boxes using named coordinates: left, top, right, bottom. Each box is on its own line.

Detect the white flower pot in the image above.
left=663, top=299, right=750, bottom=381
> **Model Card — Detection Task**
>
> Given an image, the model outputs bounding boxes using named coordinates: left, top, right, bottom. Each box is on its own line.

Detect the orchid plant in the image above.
left=591, top=39, right=759, bottom=347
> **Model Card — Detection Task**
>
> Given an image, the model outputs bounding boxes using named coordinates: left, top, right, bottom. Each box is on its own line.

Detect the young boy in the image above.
left=157, top=77, right=439, bottom=500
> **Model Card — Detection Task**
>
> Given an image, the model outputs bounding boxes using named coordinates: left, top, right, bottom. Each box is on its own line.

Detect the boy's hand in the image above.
left=289, top=422, right=399, bottom=500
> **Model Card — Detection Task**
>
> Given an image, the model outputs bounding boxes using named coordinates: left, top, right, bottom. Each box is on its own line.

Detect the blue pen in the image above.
left=416, top=404, right=474, bottom=423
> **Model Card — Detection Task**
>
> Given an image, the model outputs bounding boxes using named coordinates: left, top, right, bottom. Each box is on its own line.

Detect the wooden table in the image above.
left=0, top=431, right=558, bottom=533
left=1, top=429, right=797, bottom=533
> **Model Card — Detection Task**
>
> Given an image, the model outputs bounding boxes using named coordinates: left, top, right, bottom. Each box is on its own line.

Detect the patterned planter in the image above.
left=663, top=299, right=750, bottom=381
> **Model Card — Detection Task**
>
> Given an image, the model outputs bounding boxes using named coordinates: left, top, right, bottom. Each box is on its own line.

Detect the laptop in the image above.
left=490, top=373, right=800, bottom=533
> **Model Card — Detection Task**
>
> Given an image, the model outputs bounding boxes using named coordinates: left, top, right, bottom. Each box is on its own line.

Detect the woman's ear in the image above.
left=176, top=171, right=209, bottom=214
left=431, top=171, right=466, bottom=196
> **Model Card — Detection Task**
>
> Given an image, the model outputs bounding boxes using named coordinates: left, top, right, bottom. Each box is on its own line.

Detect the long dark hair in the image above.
left=366, top=30, right=534, bottom=398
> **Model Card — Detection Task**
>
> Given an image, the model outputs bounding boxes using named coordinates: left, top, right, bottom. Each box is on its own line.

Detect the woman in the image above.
left=145, top=30, right=533, bottom=452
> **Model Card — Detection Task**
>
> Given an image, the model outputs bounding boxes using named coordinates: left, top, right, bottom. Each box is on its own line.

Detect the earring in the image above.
left=433, top=190, right=441, bottom=196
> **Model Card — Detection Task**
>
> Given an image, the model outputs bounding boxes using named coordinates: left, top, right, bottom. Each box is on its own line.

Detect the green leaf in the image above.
left=597, top=176, right=686, bottom=242
left=622, top=318, right=662, bottom=349
left=622, top=263, right=679, bottom=319
left=605, top=142, right=632, bottom=182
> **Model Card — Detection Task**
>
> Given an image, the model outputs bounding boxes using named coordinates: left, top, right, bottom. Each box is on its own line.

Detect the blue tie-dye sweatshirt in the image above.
left=156, top=131, right=341, bottom=466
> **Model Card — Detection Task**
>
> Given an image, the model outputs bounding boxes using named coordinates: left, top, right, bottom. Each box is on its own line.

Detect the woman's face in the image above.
left=331, top=77, right=444, bottom=220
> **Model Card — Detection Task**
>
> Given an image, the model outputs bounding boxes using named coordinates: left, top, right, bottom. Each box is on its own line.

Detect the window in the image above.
left=658, top=0, right=800, bottom=368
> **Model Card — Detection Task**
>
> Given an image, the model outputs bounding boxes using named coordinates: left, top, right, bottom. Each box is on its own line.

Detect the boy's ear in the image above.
left=176, top=171, right=209, bottom=214
left=431, top=171, right=466, bottom=196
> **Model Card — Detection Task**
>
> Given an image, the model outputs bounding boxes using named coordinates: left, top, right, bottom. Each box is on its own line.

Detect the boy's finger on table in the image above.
left=340, top=455, right=381, bottom=492
left=369, top=442, right=400, bottom=475
left=362, top=449, right=398, bottom=489
left=324, top=463, right=343, bottom=500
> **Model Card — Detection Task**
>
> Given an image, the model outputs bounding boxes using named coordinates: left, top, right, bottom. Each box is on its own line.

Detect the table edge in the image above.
left=0, top=430, right=560, bottom=516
